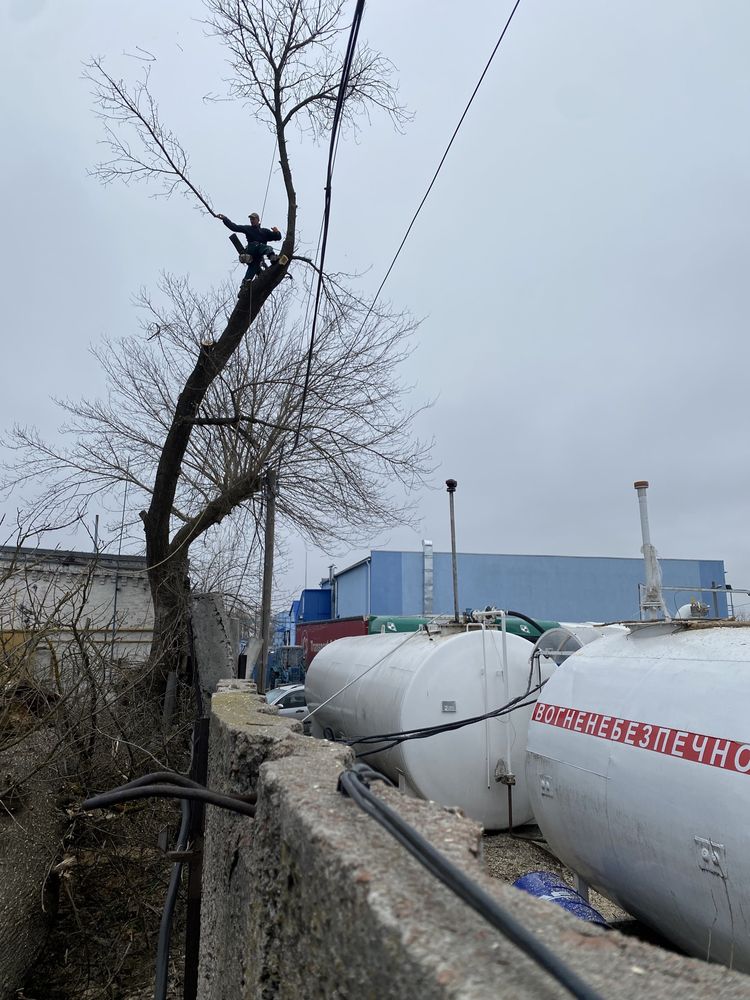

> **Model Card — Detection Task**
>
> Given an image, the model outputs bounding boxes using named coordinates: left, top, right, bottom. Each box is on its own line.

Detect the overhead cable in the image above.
left=361, top=0, right=523, bottom=329
left=293, top=0, right=367, bottom=451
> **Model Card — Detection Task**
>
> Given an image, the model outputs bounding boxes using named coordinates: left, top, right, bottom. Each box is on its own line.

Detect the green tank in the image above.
left=367, top=614, right=560, bottom=642
left=368, top=615, right=429, bottom=634
left=494, top=616, right=560, bottom=640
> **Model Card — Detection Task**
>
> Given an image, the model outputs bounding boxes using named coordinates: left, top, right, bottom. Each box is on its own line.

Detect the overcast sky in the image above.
left=2, top=0, right=749, bottom=612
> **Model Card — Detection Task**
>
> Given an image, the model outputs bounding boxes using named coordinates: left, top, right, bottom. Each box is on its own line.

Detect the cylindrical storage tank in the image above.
left=526, top=623, right=750, bottom=971
left=306, top=626, right=552, bottom=829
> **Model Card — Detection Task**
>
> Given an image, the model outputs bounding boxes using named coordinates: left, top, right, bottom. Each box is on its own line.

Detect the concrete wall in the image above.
left=334, top=550, right=728, bottom=622
left=191, top=593, right=237, bottom=699
left=199, top=689, right=750, bottom=1000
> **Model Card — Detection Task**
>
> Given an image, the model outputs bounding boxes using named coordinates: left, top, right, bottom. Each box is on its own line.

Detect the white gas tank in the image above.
left=526, top=622, right=750, bottom=970
left=306, top=625, right=551, bottom=829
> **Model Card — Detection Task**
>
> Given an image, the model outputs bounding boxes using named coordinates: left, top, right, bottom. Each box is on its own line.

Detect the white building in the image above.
left=0, top=546, right=153, bottom=678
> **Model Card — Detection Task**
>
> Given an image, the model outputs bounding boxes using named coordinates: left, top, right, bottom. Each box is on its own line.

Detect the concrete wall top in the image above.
left=199, top=691, right=750, bottom=999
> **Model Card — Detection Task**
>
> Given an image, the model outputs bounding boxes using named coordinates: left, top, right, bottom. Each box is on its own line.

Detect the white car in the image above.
left=265, top=684, right=309, bottom=727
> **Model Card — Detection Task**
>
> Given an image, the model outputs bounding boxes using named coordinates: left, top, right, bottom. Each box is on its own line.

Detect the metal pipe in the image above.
left=422, top=539, right=433, bottom=616
left=481, top=624, right=490, bottom=789
left=446, top=479, right=459, bottom=623
left=499, top=610, right=514, bottom=802
left=634, top=480, right=653, bottom=548
left=507, top=782, right=514, bottom=837
left=633, top=480, right=668, bottom=621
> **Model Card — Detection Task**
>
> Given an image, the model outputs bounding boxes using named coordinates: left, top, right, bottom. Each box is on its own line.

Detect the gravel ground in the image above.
left=482, top=826, right=629, bottom=924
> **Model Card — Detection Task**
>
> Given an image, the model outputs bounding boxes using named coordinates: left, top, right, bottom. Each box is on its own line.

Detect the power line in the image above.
left=361, top=0, right=523, bottom=330
left=292, top=0, right=366, bottom=451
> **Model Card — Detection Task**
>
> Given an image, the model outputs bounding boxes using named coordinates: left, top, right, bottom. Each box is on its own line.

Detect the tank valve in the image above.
left=494, top=760, right=515, bottom=785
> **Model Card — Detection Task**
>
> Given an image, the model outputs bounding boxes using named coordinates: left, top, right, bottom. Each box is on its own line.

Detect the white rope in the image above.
left=304, top=613, right=448, bottom=724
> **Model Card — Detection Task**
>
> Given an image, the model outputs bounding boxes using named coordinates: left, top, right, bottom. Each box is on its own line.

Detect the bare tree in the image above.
left=4, top=0, right=424, bottom=680
left=6, top=270, right=430, bottom=678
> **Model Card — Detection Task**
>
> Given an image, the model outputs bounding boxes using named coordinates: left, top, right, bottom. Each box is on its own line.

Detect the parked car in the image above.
left=265, top=684, right=310, bottom=732
left=265, top=684, right=298, bottom=706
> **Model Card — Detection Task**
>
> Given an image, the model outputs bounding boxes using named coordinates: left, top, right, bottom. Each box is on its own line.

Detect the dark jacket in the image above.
left=221, top=218, right=281, bottom=246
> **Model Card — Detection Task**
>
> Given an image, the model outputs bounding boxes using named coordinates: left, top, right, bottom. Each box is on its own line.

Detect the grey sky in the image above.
left=2, top=0, right=749, bottom=611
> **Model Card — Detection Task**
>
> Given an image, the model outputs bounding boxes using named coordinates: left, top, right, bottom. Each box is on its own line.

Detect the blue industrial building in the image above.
left=319, top=548, right=728, bottom=623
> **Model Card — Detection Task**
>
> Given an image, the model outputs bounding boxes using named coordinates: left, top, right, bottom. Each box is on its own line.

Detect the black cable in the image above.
left=359, top=0, right=523, bottom=334
left=349, top=687, right=544, bottom=753
left=82, top=773, right=256, bottom=997
left=354, top=739, right=401, bottom=760
left=112, top=770, right=206, bottom=792
left=354, top=695, right=540, bottom=754
left=155, top=796, right=190, bottom=1000
left=293, top=0, right=366, bottom=451
left=82, top=782, right=256, bottom=818
left=89, top=771, right=204, bottom=999
left=339, top=766, right=603, bottom=1000
left=353, top=698, right=540, bottom=759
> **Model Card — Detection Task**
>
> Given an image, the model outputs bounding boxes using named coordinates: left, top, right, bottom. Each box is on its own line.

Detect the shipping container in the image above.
left=296, top=617, right=370, bottom=667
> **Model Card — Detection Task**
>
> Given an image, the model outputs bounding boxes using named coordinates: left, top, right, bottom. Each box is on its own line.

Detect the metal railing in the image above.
left=636, top=584, right=749, bottom=620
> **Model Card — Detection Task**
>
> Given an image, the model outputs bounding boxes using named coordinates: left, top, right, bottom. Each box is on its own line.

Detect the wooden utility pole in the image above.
left=258, top=468, right=277, bottom=695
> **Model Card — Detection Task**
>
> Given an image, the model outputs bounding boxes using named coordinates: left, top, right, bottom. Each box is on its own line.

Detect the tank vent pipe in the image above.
left=446, top=480, right=459, bottom=623
left=422, top=539, right=434, bottom=616
left=633, top=480, right=670, bottom=621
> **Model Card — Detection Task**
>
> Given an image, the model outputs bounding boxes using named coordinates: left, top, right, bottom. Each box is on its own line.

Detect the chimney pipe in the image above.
left=633, top=480, right=669, bottom=621
left=422, top=539, right=434, bottom=616
left=446, top=479, right=459, bottom=623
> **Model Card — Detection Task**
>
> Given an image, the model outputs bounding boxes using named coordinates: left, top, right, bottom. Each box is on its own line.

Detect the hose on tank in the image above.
left=504, top=610, right=549, bottom=637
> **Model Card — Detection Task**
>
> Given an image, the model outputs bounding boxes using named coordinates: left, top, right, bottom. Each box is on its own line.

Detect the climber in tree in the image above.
left=217, top=211, right=282, bottom=283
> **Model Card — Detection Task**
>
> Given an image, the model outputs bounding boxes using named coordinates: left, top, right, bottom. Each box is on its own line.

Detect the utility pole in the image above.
left=446, top=479, right=459, bottom=623
left=258, top=468, right=277, bottom=695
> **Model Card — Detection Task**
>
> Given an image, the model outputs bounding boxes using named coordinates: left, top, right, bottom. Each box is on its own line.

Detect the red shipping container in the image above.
left=297, top=617, right=369, bottom=668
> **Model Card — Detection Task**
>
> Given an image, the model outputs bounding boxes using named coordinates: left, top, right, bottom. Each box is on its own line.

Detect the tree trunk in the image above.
left=0, top=731, right=65, bottom=999
left=146, top=552, right=190, bottom=689
left=140, top=275, right=286, bottom=687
